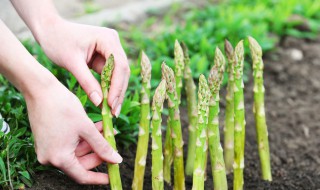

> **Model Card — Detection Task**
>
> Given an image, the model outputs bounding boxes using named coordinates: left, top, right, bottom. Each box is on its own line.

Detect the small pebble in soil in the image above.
left=287, top=48, right=303, bottom=61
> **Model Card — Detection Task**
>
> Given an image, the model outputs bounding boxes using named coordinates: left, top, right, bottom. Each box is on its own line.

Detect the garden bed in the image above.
left=27, top=36, right=320, bottom=190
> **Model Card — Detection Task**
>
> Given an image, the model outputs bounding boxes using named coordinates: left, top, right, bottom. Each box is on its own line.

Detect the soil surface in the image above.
left=27, top=36, right=320, bottom=190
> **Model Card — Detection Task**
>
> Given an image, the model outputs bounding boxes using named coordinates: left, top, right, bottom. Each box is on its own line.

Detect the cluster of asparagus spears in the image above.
left=101, top=36, right=271, bottom=190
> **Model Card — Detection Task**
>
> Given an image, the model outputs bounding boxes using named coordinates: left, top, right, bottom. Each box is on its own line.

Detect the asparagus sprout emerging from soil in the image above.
left=101, top=54, right=122, bottom=190
left=192, top=74, right=210, bottom=190
left=233, top=41, right=246, bottom=190
left=132, top=51, right=152, bottom=190
left=151, top=80, right=167, bottom=190
left=181, top=42, right=198, bottom=176
left=248, top=36, right=272, bottom=181
left=162, top=63, right=185, bottom=190
left=208, top=47, right=228, bottom=190
left=224, top=40, right=236, bottom=174
left=163, top=40, right=185, bottom=184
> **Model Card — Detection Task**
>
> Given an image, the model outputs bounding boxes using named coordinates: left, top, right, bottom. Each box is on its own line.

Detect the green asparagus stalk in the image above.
left=163, top=122, right=173, bottom=185
left=208, top=47, right=228, bottom=190
left=132, top=51, right=152, bottom=190
left=101, top=54, right=122, bottom=190
left=163, top=40, right=185, bottom=184
left=233, top=41, right=246, bottom=190
left=181, top=42, right=198, bottom=176
left=224, top=40, right=235, bottom=174
left=248, top=36, right=272, bottom=181
left=162, top=63, right=185, bottom=190
left=174, top=39, right=185, bottom=104
left=151, top=80, right=167, bottom=190
left=192, top=74, right=210, bottom=190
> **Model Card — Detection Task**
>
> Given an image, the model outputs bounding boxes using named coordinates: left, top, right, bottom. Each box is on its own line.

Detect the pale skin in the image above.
left=0, top=0, right=130, bottom=185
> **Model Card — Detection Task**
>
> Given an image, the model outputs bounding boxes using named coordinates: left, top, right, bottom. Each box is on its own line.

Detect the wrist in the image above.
left=20, top=62, right=58, bottom=101
left=31, top=15, right=64, bottom=44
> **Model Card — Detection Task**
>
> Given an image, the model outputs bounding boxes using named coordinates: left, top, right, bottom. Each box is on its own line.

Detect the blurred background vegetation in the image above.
left=1, top=0, right=320, bottom=188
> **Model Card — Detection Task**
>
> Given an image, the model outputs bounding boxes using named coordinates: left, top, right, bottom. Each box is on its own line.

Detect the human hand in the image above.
left=24, top=80, right=122, bottom=184
left=35, top=18, right=130, bottom=117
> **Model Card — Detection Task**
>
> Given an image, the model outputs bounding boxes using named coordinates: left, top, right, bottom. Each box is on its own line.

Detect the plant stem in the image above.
left=132, top=52, right=152, bottom=190
left=101, top=54, right=122, bottom=190
left=162, top=63, right=185, bottom=190
left=163, top=122, right=173, bottom=185
left=151, top=80, right=167, bottom=190
left=163, top=40, right=185, bottom=184
left=174, top=40, right=185, bottom=104
left=224, top=40, right=235, bottom=174
left=233, top=41, right=246, bottom=190
left=181, top=42, right=198, bottom=176
left=208, top=47, right=228, bottom=190
left=248, top=36, right=272, bottom=181
left=192, top=74, right=210, bottom=190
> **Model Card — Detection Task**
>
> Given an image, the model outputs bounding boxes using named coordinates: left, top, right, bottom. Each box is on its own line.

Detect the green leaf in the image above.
left=19, top=171, right=30, bottom=180
left=79, top=95, right=88, bottom=106
left=88, top=113, right=102, bottom=122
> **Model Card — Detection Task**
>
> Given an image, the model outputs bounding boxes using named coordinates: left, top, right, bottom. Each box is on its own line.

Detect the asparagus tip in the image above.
left=174, top=39, right=185, bottom=77
left=235, top=40, right=244, bottom=61
left=208, top=48, right=225, bottom=92
left=152, top=80, right=167, bottom=109
left=224, top=39, right=234, bottom=61
left=198, top=74, right=210, bottom=108
left=101, top=54, right=115, bottom=90
left=161, top=63, right=176, bottom=93
left=181, top=42, right=189, bottom=59
left=248, top=36, right=263, bottom=58
left=141, top=51, right=152, bottom=83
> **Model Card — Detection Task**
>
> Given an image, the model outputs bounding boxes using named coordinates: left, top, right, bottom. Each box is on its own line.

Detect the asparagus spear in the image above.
left=248, top=36, right=272, bottom=181
left=233, top=41, right=246, bottom=190
left=162, top=63, right=185, bottom=190
left=163, top=40, right=185, bottom=184
left=101, top=54, right=122, bottom=190
left=181, top=42, right=198, bottom=176
left=224, top=40, right=235, bottom=174
left=132, top=52, right=152, bottom=190
left=163, top=121, right=173, bottom=185
left=151, top=80, right=167, bottom=190
left=174, top=39, right=185, bottom=104
left=208, top=47, right=228, bottom=190
left=192, top=74, right=210, bottom=190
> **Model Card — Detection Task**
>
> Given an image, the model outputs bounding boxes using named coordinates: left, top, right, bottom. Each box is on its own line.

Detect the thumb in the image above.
left=69, top=59, right=103, bottom=106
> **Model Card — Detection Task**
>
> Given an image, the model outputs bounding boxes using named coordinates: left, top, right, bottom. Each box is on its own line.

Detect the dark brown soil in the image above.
left=27, top=36, right=320, bottom=190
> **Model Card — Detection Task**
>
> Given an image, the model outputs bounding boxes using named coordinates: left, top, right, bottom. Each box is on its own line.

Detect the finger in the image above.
left=69, top=58, right=103, bottom=106
left=80, top=120, right=123, bottom=164
left=108, top=57, right=130, bottom=117
left=117, top=72, right=129, bottom=108
left=94, top=29, right=130, bottom=116
left=78, top=153, right=103, bottom=170
left=62, top=157, right=109, bottom=185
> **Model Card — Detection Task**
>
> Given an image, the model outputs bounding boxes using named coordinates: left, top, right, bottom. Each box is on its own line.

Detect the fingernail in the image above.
left=90, top=91, right=102, bottom=106
left=112, top=150, right=123, bottom=163
left=111, top=97, right=119, bottom=110
left=113, top=129, right=118, bottom=135
left=115, top=104, right=122, bottom=118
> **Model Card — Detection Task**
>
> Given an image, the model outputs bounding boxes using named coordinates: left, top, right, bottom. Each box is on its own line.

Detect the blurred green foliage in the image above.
left=120, top=0, right=320, bottom=88
left=0, top=0, right=319, bottom=188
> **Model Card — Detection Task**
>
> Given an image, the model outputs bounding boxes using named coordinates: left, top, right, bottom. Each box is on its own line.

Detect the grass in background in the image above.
left=0, top=0, right=320, bottom=188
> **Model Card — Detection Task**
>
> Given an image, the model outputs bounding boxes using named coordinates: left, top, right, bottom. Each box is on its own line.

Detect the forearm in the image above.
left=0, top=20, right=56, bottom=98
left=10, top=0, right=62, bottom=42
